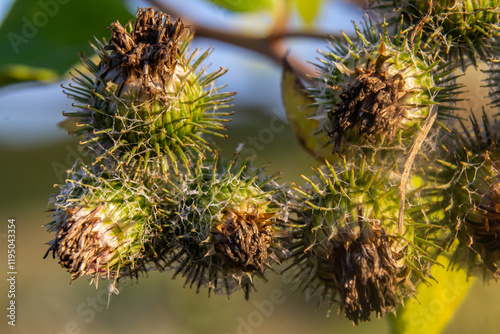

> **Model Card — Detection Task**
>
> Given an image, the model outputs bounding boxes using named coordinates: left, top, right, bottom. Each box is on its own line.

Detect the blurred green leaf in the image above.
left=389, top=256, right=474, bottom=334
left=0, top=0, right=132, bottom=86
left=207, top=0, right=273, bottom=12
left=281, top=58, right=331, bottom=160
left=0, top=64, right=58, bottom=85
left=294, top=0, right=322, bottom=24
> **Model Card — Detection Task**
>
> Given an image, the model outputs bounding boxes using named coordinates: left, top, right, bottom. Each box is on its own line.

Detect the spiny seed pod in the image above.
left=165, top=156, right=291, bottom=299
left=370, top=0, right=500, bottom=67
left=44, top=163, right=168, bottom=282
left=289, top=157, right=435, bottom=324
left=435, top=111, right=500, bottom=278
left=483, top=65, right=500, bottom=108
left=63, top=7, right=234, bottom=175
left=311, top=19, right=443, bottom=157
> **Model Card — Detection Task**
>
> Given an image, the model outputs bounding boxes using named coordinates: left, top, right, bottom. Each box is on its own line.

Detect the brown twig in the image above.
left=398, top=104, right=438, bottom=234
left=410, top=0, right=433, bottom=47
left=398, top=0, right=434, bottom=234
left=146, top=0, right=341, bottom=79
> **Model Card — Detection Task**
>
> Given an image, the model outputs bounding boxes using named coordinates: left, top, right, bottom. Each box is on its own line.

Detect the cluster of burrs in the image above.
left=44, top=7, right=291, bottom=299
left=282, top=0, right=500, bottom=324
left=45, top=1, right=500, bottom=326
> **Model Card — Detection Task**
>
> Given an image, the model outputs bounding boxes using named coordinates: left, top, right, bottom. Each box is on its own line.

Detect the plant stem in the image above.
left=147, top=0, right=341, bottom=79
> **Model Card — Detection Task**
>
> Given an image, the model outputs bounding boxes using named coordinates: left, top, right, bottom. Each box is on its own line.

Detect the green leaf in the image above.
left=0, top=64, right=58, bottom=85
left=281, top=58, right=330, bottom=160
left=294, top=0, right=322, bottom=24
left=207, top=0, right=273, bottom=12
left=389, top=256, right=474, bottom=334
left=0, top=0, right=132, bottom=85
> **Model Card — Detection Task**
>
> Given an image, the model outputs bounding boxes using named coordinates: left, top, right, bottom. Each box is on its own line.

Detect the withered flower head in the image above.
left=440, top=112, right=500, bottom=278
left=165, top=157, right=291, bottom=299
left=289, top=158, right=435, bottom=324
left=331, top=54, right=410, bottom=147
left=315, top=225, right=407, bottom=323
left=311, top=19, right=446, bottom=156
left=46, top=206, right=116, bottom=281
left=105, top=7, right=184, bottom=96
left=62, top=7, right=234, bottom=173
left=212, top=206, right=275, bottom=274
left=465, top=181, right=500, bottom=277
left=44, top=164, right=163, bottom=283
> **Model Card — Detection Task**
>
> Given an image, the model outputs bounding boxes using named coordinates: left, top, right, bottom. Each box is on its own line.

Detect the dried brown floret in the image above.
left=212, top=208, right=275, bottom=273
left=330, top=63, right=409, bottom=150
left=105, top=7, right=186, bottom=95
left=463, top=175, right=500, bottom=278
left=45, top=206, right=116, bottom=281
left=316, top=226, right=409, bottom=323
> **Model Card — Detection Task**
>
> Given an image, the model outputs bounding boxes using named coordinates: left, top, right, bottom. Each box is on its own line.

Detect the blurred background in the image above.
left=1, top=0, right=500, bottom=333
